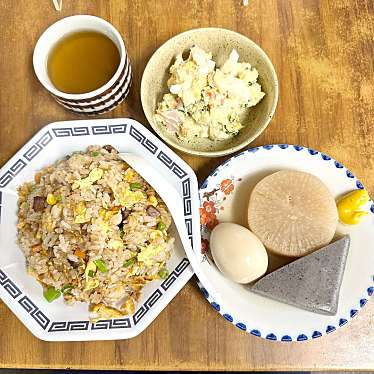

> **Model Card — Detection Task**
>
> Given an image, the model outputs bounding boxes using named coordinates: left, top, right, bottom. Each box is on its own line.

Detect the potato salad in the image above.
left=154, top=46, right=265, bottom=141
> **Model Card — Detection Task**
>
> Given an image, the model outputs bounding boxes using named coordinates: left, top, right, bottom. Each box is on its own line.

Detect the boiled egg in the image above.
left=210, top=223, right=268, bottom=284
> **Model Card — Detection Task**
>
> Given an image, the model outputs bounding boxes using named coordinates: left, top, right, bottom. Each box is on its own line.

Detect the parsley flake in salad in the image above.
left=155, top=46, right=265, bottom=141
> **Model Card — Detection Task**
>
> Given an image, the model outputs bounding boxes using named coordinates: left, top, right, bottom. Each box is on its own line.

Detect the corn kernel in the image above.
left=124, top=169, right=135, bottom=182
left=47, top=193, right=57, bottom=205
left=148, top=195, right=158, bottom=207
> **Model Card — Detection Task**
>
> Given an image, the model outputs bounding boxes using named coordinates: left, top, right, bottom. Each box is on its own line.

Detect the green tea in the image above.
left=47, top=31, right=120, bottom=94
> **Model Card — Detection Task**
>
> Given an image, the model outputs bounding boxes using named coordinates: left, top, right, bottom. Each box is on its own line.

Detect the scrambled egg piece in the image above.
left=124, top=168, right=137, bottom=182
left=95, top=208, right=122, bottom=234
left=148, top=195, right=158, bottom=207
left=74, top=201, right=90, bottom=224
left=93, top=218, right=109, bottom=233
left=113, top=182, right=145, bottom=208
left=108, top=238, right=124, bottom=250
left=121, top=298, right=135, bottom=315
left=91, top=304, right=124, bottom=321
left=137, top=244, right=163, bottom=266
left=84, top=261, right=99, bottom=291
left=72, top=168, right=103, bottom=190
left=149, top=230, right=164, bottom=240
left=99, top=208, right=118, bottom=221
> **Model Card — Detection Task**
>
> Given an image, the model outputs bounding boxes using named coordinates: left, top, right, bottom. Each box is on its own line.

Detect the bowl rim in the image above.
left=141, top=27, right=279, bottom=157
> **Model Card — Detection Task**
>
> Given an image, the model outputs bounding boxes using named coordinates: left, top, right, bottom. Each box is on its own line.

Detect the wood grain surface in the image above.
left=0, top=0, right=373, bottom=370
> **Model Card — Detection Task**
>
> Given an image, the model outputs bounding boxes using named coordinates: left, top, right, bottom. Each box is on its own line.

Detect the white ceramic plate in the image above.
left=197, top=144, right=374, bottom=342
left=0, top=118, right=200, bottom=341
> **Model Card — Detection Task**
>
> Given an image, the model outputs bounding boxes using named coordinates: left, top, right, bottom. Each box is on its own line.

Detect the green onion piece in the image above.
left=158, top=268, right=169, bottom=279
left=56, top=195, right=62, bottom=202
left=130, top=182, right=142, bottom=190
left=119, top=227, right=124, bottom=239
left=91, top=151, right=100, bottom=157
left=88, top=270, right=95, bottom=277
left=43, top=287, right=61, bottom=302
left=94, top=259, right=108, bottom=273
left=157, top=222, right=166, bottom=231
left=61, top=284, right=73, bottom=294
left=123, top=258, right=136, bottom=267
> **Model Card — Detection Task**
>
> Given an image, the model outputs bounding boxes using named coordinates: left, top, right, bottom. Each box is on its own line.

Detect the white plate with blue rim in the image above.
left=197, top=144, right=374, bottom=342
left=0, top=118, right=200, bottom=341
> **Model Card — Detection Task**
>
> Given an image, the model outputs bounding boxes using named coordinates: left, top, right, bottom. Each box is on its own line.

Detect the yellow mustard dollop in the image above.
left=337, top=189, right=369, bottom=225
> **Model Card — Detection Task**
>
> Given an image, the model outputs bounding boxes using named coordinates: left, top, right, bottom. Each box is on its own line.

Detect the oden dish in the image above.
left=141, top=28, right=278, bottom=157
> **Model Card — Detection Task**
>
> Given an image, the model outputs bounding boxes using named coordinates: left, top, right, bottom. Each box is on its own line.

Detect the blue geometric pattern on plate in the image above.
left=326, top=325, right=336, bottom=334
left=157, top=150, right=188, bottom=179
left=91, top=318, right=131, bottom=330
left=0, top=269, right=22, bottom=299
left=23, top=131, right=53, bottom=161
left=133, top=289, right=163, bottom=325
left=211, top=302, right=220, bottom=311
left=312, top=331, right=322, bottom=339
left=160, top=258, right=190, bottom=291
left=339, top=318, right=348, bottom=326
left=129, top=125, right=158, bottom=154
left=18, top=295, right=50, bottom=330
left=91, top=124, right=127, bottom=135
left=281, top=335, right=292, bottom=342
left=0, top=159, right=27, bottom=188
left=321, top=153, right=331, bottom=161
left=198, top=144, right=374, bottom=341
left=52, top=127, right=90, bottom=137
left=236, top=322, right=247, bottom=331
left=250, top=329, right=261, bottom=337
left=266, top=333, right=277, bottom=341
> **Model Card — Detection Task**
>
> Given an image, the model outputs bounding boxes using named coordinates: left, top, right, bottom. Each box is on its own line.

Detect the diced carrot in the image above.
left=31, top=244, right=42, bottom=253
left=74, top=248, right=86, bottom=260
left=34, top=172, right=42, bottom=184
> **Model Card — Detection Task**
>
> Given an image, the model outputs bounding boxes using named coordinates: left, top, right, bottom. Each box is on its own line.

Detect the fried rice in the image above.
left=17, top=145, right=174, bottom=320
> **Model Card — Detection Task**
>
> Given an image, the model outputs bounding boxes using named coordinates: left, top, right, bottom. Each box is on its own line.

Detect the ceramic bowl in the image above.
left=0, top=118, right=200, bottom=341
left=141, top=28, right=278, bottom=157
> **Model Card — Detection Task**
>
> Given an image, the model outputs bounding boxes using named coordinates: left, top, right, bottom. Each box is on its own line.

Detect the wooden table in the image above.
left=0, top=0, right=373, bottom=370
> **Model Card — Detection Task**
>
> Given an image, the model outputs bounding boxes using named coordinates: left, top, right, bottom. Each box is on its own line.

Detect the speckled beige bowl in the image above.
left=141, top=28, right=278, bottom=157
